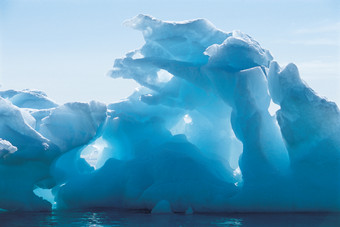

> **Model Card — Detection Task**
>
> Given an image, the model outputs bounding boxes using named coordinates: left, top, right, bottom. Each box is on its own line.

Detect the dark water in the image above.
left=0, top=209, right=339, bottom=227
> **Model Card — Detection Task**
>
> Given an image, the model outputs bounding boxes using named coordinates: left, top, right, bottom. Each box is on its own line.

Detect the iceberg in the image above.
left=0, top=89, right=58, bottom=109
left=0, top=14, right=339, bottom=213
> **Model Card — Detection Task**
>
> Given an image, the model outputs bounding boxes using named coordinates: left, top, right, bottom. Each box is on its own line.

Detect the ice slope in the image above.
left=0, top=96, right=106, bottom=211
left=0, top=15, right=339, bottom=213
left=0, top=89, right=58, bottom=109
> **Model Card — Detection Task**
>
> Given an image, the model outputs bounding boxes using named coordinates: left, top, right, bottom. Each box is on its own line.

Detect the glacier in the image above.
left=0, top=14, right=339, bottom=213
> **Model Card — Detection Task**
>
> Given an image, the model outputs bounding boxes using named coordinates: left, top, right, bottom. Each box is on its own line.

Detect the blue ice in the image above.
left=0, top=15, right=339, bottom=213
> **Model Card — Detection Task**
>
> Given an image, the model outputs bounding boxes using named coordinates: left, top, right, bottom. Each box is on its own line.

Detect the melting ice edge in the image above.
left=0, top=15, right=339, bottom=213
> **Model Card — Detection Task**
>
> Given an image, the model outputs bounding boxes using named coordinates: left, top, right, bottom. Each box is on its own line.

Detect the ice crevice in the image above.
left=0, top=14, right=339, bottom=213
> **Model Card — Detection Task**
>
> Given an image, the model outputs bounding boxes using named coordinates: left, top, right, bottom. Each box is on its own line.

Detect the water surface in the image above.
left=0, top=209, right=339, bottom=226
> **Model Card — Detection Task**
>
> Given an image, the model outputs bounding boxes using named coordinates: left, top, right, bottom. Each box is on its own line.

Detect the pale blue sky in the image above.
left=1, top=0, right=339, bottom=104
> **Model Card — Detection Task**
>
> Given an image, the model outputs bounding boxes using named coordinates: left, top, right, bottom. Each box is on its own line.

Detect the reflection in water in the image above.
left=0, top=209, right=339, bottom=226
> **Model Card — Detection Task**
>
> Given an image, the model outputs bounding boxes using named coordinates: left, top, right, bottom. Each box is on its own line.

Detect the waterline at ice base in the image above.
left=0, top=15, right=339, bottom=213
